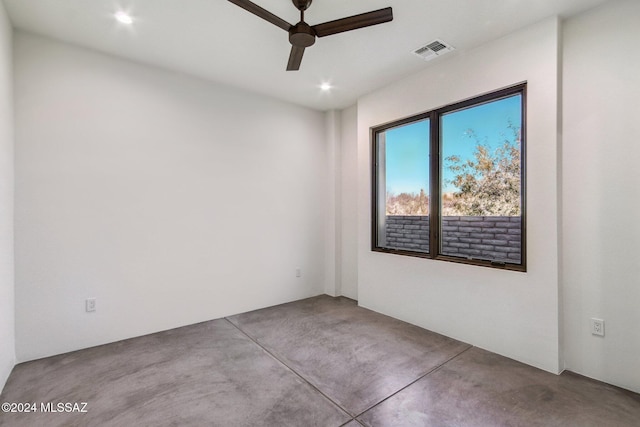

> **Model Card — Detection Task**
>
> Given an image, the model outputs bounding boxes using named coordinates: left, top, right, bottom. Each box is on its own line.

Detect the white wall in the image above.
left=0, top=0, right=15, bottom=392
left=562, top=0, right=640, bottom=393
left=356, top=18, right=562, bottom=374
left=339, top=105, right=358, bottom=300
left=324, top=110, right=340, bottom=297
left=14, top=33, right=328, bottom=361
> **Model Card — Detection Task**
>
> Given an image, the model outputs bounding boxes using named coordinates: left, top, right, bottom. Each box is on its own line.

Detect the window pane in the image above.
left=376, top=119, right=430, bottom=253
left=440, top=95, right=523, bottom=264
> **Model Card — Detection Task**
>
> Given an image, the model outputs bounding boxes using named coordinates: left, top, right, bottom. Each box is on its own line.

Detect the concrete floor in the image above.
left=1, top=295, right=639, bottom=426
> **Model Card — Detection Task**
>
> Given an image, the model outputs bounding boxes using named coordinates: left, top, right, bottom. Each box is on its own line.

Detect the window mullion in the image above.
left=429, top=111, right=440, bottom=259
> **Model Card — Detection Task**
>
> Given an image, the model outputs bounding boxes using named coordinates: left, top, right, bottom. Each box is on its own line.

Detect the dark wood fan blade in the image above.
left=313, top=7, right=393, bottom=38
left=227, top=0, right=292, bottom=31
left=287, top=45, right=305, bottom=71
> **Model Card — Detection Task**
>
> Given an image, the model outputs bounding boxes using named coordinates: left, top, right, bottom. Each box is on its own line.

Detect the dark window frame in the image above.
left=371, top=83, right=527, bottom=272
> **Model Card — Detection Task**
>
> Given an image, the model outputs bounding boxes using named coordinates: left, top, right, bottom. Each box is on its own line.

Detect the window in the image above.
left=372, top=84, right=526, bottom=271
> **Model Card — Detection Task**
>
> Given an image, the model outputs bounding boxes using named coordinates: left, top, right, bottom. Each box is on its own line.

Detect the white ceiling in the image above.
left=3, top=0, right=609, bottom=111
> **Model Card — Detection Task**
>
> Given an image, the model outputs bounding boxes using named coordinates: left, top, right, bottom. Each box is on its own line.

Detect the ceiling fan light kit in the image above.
left=228, top=0, right=393, bottom=71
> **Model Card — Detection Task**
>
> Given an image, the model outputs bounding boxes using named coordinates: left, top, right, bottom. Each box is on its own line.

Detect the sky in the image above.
left=384, top=94, right=522, bottom=195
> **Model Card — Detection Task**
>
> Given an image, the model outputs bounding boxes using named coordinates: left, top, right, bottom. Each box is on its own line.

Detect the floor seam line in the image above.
left=224, top=317, right=354, bottom=419
left=353, top=344, right=474, bottom=420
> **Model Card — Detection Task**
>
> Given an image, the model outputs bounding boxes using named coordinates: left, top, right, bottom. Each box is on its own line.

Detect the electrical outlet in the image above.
left=591, top=318, right=604, bottom=336
left=86, top=298, right=96, bottom=313
left=295, top=268, right=301, bottom=278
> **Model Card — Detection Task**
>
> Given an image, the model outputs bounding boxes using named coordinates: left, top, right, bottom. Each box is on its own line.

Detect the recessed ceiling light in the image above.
left=320, top=83, right=332, bottom=92
left=114, top=11, right=134, bottom=25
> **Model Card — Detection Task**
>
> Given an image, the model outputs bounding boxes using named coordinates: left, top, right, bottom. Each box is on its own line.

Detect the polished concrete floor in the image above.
left=1, top=295, right=639, bottom=426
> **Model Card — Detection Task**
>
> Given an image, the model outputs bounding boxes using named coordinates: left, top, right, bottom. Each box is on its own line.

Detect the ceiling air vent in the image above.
left=412, top=39, right=455, bottom=61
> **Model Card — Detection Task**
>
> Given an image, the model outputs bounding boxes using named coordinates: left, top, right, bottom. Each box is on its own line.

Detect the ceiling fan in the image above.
left=227, top=0, right=393, bottom=71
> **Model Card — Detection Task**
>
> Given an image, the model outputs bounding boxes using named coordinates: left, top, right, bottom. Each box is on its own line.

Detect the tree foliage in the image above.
left=444, top=125, right=521, bottom=216
left=384, top=125, right=521, bottom=217
left=386, top=188, right=429, bottom=215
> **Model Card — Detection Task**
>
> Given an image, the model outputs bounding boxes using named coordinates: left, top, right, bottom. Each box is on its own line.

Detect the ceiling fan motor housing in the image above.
left=292, top=0, right=312, bottom=11
left=289, top=22, right=316, bottom=47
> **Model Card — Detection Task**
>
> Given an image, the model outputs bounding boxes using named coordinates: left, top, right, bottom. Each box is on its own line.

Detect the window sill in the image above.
left=371, top=247, right=527, bottom=272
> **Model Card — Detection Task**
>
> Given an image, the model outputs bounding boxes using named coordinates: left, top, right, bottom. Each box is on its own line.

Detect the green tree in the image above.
left=444, top=125, right=521, bottom=216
